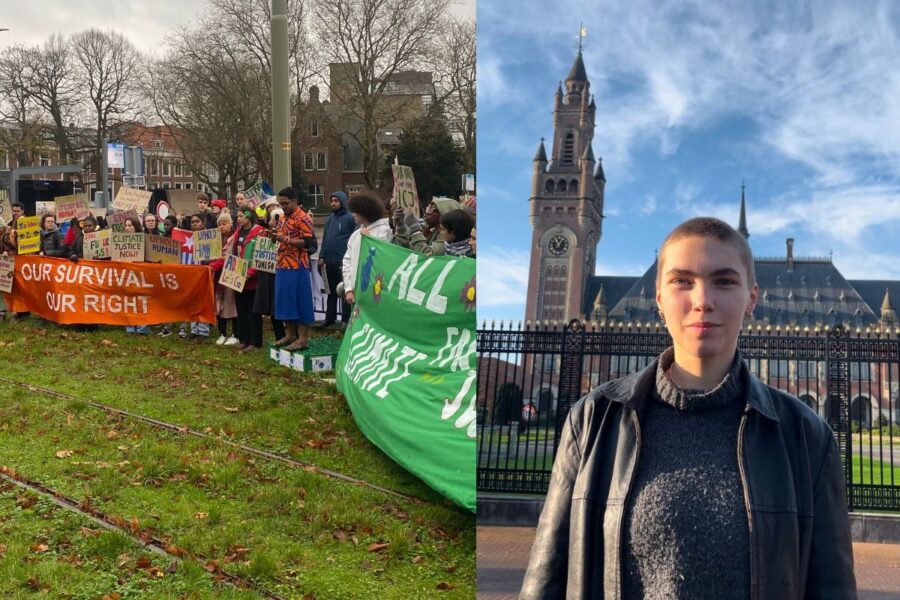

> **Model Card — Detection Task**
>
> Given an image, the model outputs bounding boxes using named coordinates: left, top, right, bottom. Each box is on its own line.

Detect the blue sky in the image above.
left=476, top=0, right=900, bottom=325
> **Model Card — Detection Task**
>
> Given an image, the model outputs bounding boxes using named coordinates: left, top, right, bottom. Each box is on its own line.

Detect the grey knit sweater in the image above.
left=621, top=348, right=751, bottom=600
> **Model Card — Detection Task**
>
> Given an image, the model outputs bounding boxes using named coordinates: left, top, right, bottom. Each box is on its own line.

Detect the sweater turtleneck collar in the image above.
left=654, top=347, right=746, bottom=411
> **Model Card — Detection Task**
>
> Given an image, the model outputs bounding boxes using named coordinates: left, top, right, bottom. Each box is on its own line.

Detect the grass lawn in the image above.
left=0, top=318, right=474, bottom=598
left=850, top=455, right=900, bottom=486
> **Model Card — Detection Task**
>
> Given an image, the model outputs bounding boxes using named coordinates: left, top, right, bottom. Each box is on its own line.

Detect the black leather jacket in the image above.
left=520, top=357, right=857, bottom=599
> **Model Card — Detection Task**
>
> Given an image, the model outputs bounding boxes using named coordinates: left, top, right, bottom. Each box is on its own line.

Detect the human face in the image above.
left=163, top=219, right=175, bottom=234
left=190, top=216, right=204, bottom=231
left=330, top=196, right=342, bottom=212
left=43, top=216, right=56, bottom=231
left=439, top=224, right=453, bottom=242
left=219, top=220, right=232, bottom=235
left=657, top=236, right=757, bottom=368
left=144, top=215, right=157, bottom=231
left=197, top=199, right=209, bottom=212
left=236, top=193, right=247, bottom=207
left=124, top=219, right=136, bottom=233
left=236, top=211, right=249, bottom=229
left=12, top=205, right=23, bottom=218
left=82, top=220, right=96, bottom=234
left=424, top=202, right=440, bottom=228
left=277, top=195, right=296, bottom=214
left=211, top=204, right=221, bottom=215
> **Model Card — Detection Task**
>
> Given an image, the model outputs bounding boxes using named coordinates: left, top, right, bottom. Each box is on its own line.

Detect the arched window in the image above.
left=562, top=132, right=575, bottom=164
left=570, top=178, right=579, bottom=191
left=557, top=179, right=567, bottom=193
left=544, top=179, right=555, bottom=193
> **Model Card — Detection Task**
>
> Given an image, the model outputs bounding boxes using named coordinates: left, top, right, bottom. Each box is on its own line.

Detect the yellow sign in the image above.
left=281, top=142, right=291, bottom=150
left=16, top=215, right=41, bottom=255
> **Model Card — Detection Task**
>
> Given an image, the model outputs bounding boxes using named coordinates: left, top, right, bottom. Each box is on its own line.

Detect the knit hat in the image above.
left=211, top=199, right=227, bottom=209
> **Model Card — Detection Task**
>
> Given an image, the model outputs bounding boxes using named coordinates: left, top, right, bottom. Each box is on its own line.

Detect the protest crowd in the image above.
left=0, top=185, right=476, bottom=354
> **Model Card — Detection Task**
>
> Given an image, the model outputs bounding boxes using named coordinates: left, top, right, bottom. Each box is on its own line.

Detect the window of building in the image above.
left=175, top=183, right=182, bottom=189
left=308, top=184, right=324, bottom=206
left=798, top=361, right=820, bottom=379
left=562, top=132, right=575, bottom=164
left=311, top=119, right=319, bottom=137
left=174, top=162, right=182, bottom=177
left=770, top=359, right=789, bottom=378
left=184, top=164, right=192, bottom=177
left=163, top=162, right=170, bottom=176
left=185, top=182, right=192, bottom=190
left=163, top=182, right=171, bottom=189
left=317, top=152, right=327, bottom=170
left=304, top=153, right=314, bottom=171
left=40, top=154, right=50, bottom=167
left=151, top=159, right=159, bottom=176
left=851, top=362, right=871, bottom=381
left=151, top=140, right=163, bottom=149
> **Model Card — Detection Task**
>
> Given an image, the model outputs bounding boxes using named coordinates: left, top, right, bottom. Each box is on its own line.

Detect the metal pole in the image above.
left=101, top=137, right=109, bottom=208
left=271, top=0, right=291, bottom=193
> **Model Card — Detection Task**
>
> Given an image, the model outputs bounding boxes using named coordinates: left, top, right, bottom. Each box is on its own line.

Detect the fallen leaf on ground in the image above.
left=436, top=582, right=456, bottom=590
left=223, top=406, right=238, bottom=413
left=192, top=512, right=208, bottom=520
left=367, top=542, right=390, bottom=553
left=79, top=527, right=101, bottom=538
left=30, top=543, right=50, bottom=553
left=55, top=450, right=73, bottom=458
left=101, top=594, right=122, bottom=600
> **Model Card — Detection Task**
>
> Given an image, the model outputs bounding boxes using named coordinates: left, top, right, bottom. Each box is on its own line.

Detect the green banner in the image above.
left=336, top=236, right=476, bottom=512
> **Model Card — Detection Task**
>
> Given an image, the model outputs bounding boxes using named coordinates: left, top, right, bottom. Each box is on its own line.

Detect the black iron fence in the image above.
left=477, top=320, right=900, bottom=511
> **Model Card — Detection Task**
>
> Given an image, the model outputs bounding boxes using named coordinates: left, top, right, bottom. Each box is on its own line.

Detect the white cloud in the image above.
left=476, top=246, right=531, bottom=307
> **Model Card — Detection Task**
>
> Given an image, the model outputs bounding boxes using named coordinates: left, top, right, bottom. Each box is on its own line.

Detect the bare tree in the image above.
left=71, top=29, right=143, bottom=178
left=432, top=16, right=475, bottom=175
left=145, top=0, right=317, bottom=195
left=0, top=45, right=46, bottom=167
left=313, top=0, right=452, bottom=188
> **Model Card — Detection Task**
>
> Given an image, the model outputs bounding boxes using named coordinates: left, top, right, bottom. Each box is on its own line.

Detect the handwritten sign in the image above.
left=0, top=190, right=10, bottom=224
left=392, top=164, right=421, bottom=217
left=251, top=236, right=277, bottom=273
left=35, top=201, right=56, bottom=216
left=192, top=229, right=221, bottom=263
left=110, top=232, right=145, bottom=262
left=112, top=187, right=151, bottom=213
left=0, top=255, right=14, bottom=293
left=16, top=216, right=40, bottom=255
left=145, top=235, right=181, bottom=264
left=84, top=230, right=110, bottom=260
left=108, top=209, right=139, bottom=232
left=55, top=194, right=90, bottom=221
left=219, top=254, right=249, bottom=292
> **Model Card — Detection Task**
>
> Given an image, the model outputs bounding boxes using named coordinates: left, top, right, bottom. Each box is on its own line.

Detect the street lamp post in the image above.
left=271, top=1, right=291, bottom=193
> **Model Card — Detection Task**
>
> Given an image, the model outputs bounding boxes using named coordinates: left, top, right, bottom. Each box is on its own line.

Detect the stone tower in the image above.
left=524, top=48, right=605, bottom=324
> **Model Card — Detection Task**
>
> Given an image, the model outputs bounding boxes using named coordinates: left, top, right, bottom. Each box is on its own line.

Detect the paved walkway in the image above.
left=477, top=526, right=900, bottom=599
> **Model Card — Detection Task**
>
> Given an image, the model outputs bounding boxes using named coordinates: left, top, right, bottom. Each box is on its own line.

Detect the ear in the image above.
left=746, top=282, right=759, bottom=317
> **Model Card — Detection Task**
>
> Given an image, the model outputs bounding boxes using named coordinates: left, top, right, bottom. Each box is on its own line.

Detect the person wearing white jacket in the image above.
left=342, top=192, right=393, bottom=305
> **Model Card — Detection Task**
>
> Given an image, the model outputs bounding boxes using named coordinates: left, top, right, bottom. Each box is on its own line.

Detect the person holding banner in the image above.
left=252, top=207, right=286, bottom=346
left=271, top=187, right=315, bottom=352
left=39, top=215, right=66, bottom=257
left=393, top=197, right=461, bottom=257
left=342, top=192, right=393, bottom=306
left=230, top=208, right=265, bottom=350
left=210, top=212, right=238, bottom=345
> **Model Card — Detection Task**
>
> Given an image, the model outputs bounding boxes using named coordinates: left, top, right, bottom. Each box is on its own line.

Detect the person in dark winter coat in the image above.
left=520, top=217, right=856, bottom=600
left=317, top=190, right=357, bottom=328
left=39, top=214, right=67, bottom=257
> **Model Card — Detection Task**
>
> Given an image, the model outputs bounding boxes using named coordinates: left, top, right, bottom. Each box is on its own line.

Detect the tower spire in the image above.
left=738, top=180, right=749, bottom=240
left=533, top=137, right=547, bottom=162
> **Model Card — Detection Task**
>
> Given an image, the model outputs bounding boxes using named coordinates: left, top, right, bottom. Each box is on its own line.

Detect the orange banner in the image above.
left=3, top=256, right=215, bottom=325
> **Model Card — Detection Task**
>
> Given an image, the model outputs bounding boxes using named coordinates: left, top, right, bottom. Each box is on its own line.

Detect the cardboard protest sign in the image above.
left=5, top=255, right=216, bottom=325
left=84, top=230, right=110, bottom=260
left=108, top=209, right=139, bottom=232
left=251, top=236, right=277, bottom=273
left=192, top=229, right=221, bottom=263
left=392, top=164, right=421, bottom=217
left=145, top=235, right=181, bottom=264
left=16, top=216, right=40, bottom=255
left=112, top=187, right=151, bottom=213
left=336, top=237, right=476, bottom=512
left=0, top=190, right=10, bottom=224
left=35, top=201, right=56, bottom=215
left=109, top=232, right=145, bottom=262
left=243, top=181, right=274, bottom=209
left=55, top=194, right=90, bottom=221
left=218, top=254, right=249, bottom=292
left=0, top=255, right=14, bottom=293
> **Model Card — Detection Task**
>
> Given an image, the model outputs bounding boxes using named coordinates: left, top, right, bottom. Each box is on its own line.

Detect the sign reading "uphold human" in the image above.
left=3, top=256, right=215, bottom=326
left=336, top=237, right=476, bottom=512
